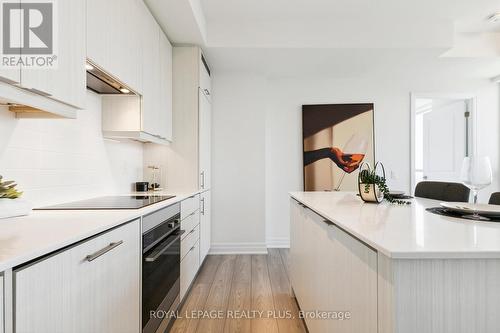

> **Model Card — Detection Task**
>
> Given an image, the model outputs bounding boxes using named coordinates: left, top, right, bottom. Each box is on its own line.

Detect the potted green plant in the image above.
left=358, top=163, right=410, bottom=205
left=0, top=175, right=32, bottom=219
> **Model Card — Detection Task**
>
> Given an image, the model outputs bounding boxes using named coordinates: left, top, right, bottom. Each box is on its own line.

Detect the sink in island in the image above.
left=290, top=191, right=500, bottom=333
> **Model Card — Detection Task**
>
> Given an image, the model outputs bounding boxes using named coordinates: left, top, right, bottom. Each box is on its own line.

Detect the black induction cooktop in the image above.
left=35, top=195, right=176, bottom=210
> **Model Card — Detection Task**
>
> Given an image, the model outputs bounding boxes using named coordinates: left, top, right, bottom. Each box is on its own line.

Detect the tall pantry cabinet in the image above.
left=144, top=46, right=212, bottom=262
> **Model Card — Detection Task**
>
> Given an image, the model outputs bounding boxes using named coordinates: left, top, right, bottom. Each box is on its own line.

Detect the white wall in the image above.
left=210, top=73, right=268, bottom=253
left=0, top=91, right=144, bottom=207
left=213, top=72, right=500, bottom=248
left=266, top=76, right=499, bottom=247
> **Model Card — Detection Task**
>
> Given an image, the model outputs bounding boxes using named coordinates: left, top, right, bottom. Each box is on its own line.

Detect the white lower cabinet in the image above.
left=180, top=240, right=200, bottom=300
left=180, top=195, right=200, bottom=220
left=289, top=199, right=302, bottom=302
left=199, top=190, right=211, bottom=264
left=0, top=274, right=4, bottom=333
left=13, top=220, right=141, bottom=333
left=179, top=193, right=212, bottom=301
left=181, top=224, right=200, bottom=260
left=290, top=199, right=377, bottom=333
left=179, top=198, right=201, bottom=301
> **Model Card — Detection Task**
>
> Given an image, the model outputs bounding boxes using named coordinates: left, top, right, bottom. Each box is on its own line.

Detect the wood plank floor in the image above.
left=170, top=249, right=307, bottom=333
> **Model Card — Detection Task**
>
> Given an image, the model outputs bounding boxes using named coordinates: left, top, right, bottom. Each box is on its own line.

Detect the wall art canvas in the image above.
left=302, top=103, right=375, bottom=191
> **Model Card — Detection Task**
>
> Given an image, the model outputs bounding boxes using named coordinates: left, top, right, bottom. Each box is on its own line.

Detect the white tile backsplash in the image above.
left=0, top=90, right=144, bottom=207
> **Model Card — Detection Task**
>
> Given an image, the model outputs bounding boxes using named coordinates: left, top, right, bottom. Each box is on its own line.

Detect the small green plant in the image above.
left=359, top=169, right=410, bottom=205
left=0, top=175, right=22, bottom=199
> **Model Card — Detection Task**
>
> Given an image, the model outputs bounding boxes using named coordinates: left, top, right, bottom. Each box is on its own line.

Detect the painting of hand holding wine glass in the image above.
left=302, top=103, right=375, bottom=191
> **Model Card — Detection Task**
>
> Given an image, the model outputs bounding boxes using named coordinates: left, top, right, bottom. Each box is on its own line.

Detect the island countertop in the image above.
left=290, top=191, right=500, bottom=259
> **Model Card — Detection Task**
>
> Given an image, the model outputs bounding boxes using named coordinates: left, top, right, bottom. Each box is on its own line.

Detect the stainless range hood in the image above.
left=86, top=60, right=137, bottom=95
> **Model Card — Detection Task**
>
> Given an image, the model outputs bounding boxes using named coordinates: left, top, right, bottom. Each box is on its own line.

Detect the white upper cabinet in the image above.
left=86, top=0, right=108, bottom=72
left=0, top=0, right=170, bottom=124
left=199, top=56, right=212, bottom=190
left=199, top=87, right=211, bottom=190
left=21, top=0, right=86, bottom=109
left=0, top=1, right=21, bottom=84
left=107, top=0, right=142, bottom=93
left=141, top=9, right=161, bottom=138
left=87, top=0, right=142, bottom=92
left=98, top=0, right=173, bottom=144
left=160, top=47, right=211, bottom=191
left=159, top=31, right=173, bottom=142
left=0, top=0, right=86, bottom=117
left=0, top=68, right=20, bottom=85
left=199, top=60, right=212, bottom=103
left=141, top=9, right=173, bottom=142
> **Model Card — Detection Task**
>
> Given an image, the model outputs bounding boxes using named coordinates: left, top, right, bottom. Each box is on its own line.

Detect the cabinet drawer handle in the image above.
left=204, top=89, right=210, bottom=96
left=200, top=171, right=205, bottom=189
left=323, top=219, right=334, bottom=226
left=189, top=246, right=196, bottom=252
left=189, top=229, right=196, bottom=234
left=154, top=134, right=166, bottom=140
left=0, top=75, right=18, bottom=84
left=26, top=87, right=52, bottom=97
left=85, top=241, right=123, bottom=262
left=201, top=197, right=205, bottom=215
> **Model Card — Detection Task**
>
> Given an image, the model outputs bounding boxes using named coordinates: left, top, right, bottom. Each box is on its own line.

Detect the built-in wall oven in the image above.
left=142, top=203, right=182, bottom=333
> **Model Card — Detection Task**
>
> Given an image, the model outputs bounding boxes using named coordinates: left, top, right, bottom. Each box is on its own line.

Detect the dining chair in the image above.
left=489, top=192, right=500, bottom=205
left=414, top=181, right=470, bottom=202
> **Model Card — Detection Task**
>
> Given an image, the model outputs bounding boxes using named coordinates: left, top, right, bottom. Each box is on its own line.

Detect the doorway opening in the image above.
left=410, top=93, right=476, bottom=192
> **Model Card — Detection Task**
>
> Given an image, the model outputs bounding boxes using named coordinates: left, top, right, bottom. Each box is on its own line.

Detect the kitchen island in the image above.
left=290, top=191, right=500, bottom=333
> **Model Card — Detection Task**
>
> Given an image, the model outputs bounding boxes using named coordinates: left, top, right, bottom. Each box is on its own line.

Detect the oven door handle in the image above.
left=144, top=231, right=184, bottom=262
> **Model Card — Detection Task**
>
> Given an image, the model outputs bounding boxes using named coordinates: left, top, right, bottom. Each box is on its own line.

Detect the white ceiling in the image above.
left=204, top=47, right=500, bottom=79
left=201, top=0, right=500, bottom=32
left=148, top=0, right=500, bottom=78
left=145, top=0, right=207, bottom=44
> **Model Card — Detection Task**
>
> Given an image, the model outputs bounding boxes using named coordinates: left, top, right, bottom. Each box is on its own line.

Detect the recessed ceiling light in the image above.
left=119, top=87, right=130, bottom=94
left=487, top=13, right=500, bottom=23
left=85, top=63, right=94, bottom=70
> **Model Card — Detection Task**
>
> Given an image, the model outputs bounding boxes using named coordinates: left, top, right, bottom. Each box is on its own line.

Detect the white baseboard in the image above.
left=266, top=237, right=290, bottom=248
left=209, top=242, right=268, bottom=255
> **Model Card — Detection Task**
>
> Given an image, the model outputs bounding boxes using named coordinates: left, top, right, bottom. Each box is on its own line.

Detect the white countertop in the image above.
left=290, top=191, right=500, bottom=259
left=0, top=191, right=204, bottom=272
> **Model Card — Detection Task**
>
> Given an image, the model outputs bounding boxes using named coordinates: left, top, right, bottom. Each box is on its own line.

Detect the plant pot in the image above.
left=357, top=161, right=386, bottom=203
left=0, top=199, right=33, bottom=219
left=359, top=183, right=384, bottom=203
